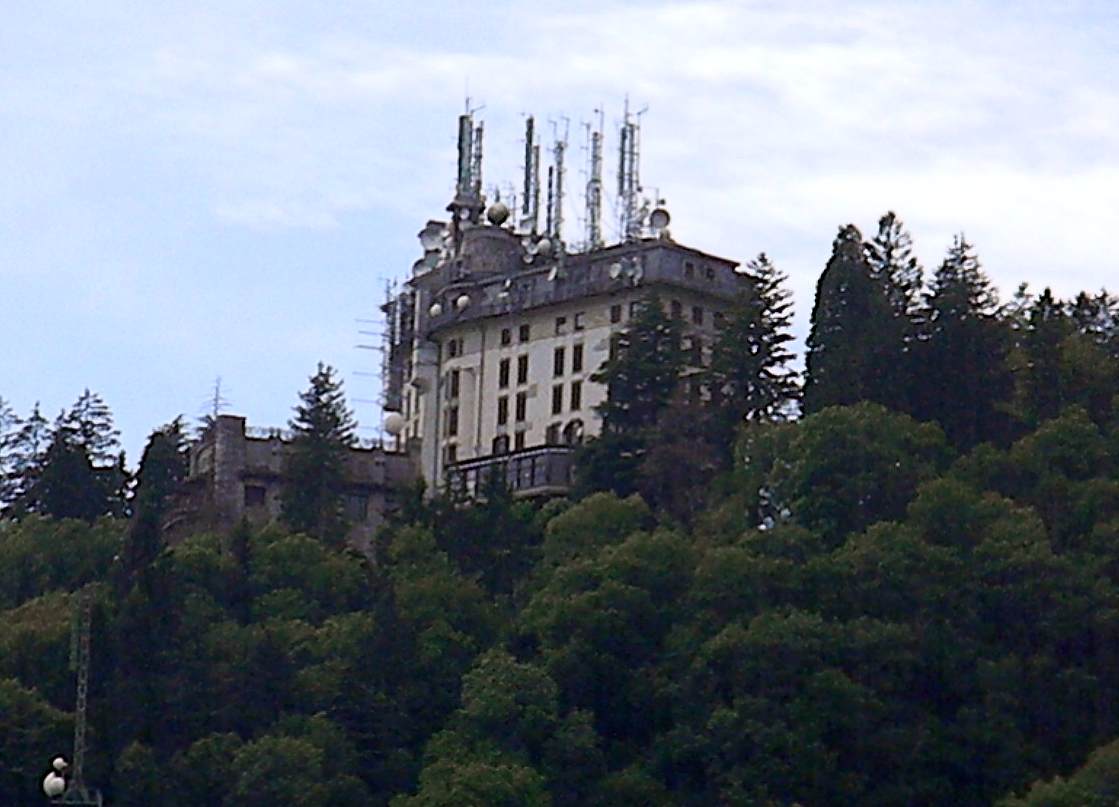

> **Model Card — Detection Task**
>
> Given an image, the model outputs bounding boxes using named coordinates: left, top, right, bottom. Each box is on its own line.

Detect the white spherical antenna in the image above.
left=455, top=293, right=471, bottom=310
left=43, top=773, right=66, bottom=798
left=537, top=237, right=553, bottom=256
left=486, top=202, right=510, bottom=226
left=428, top=302, right=443, bottom=318
left=383, top=412, right=405, bottom=436
left=609, top=262, right=623, bottom=279
left=52, top=757, right=68, bottom=772
left=419, top=222, right=444, bottom=252
left=649, top=207, right=671, bottom=233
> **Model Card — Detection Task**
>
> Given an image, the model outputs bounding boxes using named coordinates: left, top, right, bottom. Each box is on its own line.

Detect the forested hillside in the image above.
left=3, top=215, right=1119, bottom=805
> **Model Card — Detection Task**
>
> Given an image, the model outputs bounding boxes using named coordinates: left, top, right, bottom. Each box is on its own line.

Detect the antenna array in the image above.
left=585, top=110, right=604, bottom=249
left=617, top=99, right=645, bottom=241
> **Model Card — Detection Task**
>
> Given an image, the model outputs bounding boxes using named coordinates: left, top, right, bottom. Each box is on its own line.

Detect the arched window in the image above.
left=563, top=419, right=585, bottom=445
left=492, top=434, right=510, bottom=455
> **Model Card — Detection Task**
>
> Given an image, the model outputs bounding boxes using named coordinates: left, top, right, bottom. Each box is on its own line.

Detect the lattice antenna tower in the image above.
left=617, top=98, right=646, bottom=241
left=63, top=585, right=103, bottom=804
left=381, top=280, right=401, bottom=413
left=585, top=108, right=605, bottom=249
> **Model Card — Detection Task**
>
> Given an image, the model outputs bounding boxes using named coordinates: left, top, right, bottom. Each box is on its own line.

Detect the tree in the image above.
left=865, top=211, right=923, bottom=321
left=131, top=418, right=189, bottom=517
left=2, top=402, right=49, bottom=517
left=577, top=295, right=683, bottom=498
left=804, top=225, right=897, bottom=414
left=914, top=235, right=1014, bottom=448
left=61, top=389, right=120, bottom=466
left=0, top=397, right=20, bottom=510
left=707, top=252, right=798, bottom=448
left=280, top=363, right=357, bottom=543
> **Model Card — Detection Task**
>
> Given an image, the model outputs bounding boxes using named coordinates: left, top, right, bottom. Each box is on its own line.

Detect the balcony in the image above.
left=445, top=445, right=575, bottom=498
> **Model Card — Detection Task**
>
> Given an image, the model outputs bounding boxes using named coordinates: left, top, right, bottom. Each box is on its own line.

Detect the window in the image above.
left=444, top=444, right=457, bottom=464
left=573, top=312, right=585, bottom=331
left=447, top=338, right=462, bottom=358
left=514, top=431, right=526, bottom=450
left=546, top=423, right=562, bottom=444
left=705, top=265, right=715, bottom=280
left=684, top=260, right=695, bottom=278
left=515, top=392, right=527, bottom=421
left=629, top=300, right=641, bottom=318
left=517, top=355, right=529, bottom=384
left=497, top=396, right=509, bottom=426
left=492, top=434, right=510, bottom=455
left=445, top=406, right=458, bottom=437
left=554, top=346, right=565, bottom=377
left=610, top=304, right=622, bottom=323
left=244, top=485, right=266, bottom=508
left=519, top=324, right=530, bottom=342
left=555, top=316, right=567, bottom=335
left=692, top=306, right=704, bottom=325
left=671, top=299, right=683, bottom=319
left=499, top=358, right=510, bottom=389
left=501, top=327, right=512, bottom=346
left=563, top=419, right=584, bottom=445
left=571, top=381, right=582, bottom=410
left=552, top=385, right=563, bottom=415
left=572, top=344, right=584, bottom=373
left=684, top=336, right=702, bottom=366
left=449, top=369, right=460, bottom=398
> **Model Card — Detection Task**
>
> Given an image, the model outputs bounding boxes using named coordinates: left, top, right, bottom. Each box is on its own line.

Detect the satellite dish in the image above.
left=384, top=412, right=405, bottom=436
left=608, top=262, right=623, bottom=279
left=455, top=293, right=471, bottom=310
left=486, top=202, right=510, bottom=226
left=649, top=207, right=671, bottom=233
left=43, top=773, right=66, bottom=798
left=429, top=302, right=443, bottom=318
left=537, top=237, right=552, bottom=256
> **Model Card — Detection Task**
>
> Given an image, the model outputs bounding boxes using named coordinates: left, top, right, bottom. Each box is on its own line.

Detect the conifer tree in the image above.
left=132, top=418, right=190, bottom=516
left=865, top=211, right=923, bottom=320
left=62, top=388, right=121, bottom=465
left=1021, top=288, right=1070, bottom=425
left=35, top=422, right=105, bottom=521
left=804, top=225, right=895, bottom=414
left=576, top=295, right=684, bottom=499
left=707, top=253, right=798, bottom=459
left=280, top=363, right=357, bottom=542
left=0, top=397, right=20, bottom=510
left=592, top=293, right=684, bottom=434
left=3, top=402, right=50, bottom=517
left=914, top=234, right=1013, bottom=448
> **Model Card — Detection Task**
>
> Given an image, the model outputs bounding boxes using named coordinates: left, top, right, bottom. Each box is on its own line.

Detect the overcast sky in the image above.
left=3, top=1, right=1117, bottom=462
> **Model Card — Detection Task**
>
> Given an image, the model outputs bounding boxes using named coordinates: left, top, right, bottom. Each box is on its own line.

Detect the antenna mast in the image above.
left=553, top=137, right=566, bottom=242
left=585, top=109, right=604, bottom=249
left=63, top=585, right=103, bottom=805
left=521, top=116, right=541, bottom=234
left=618, top=99, right=645, bottom=241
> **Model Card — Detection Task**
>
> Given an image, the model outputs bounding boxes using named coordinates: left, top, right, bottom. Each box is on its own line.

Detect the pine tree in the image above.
left=3, top=402, right=50, bottom=517
left=865, top=212, right=923, bottom=320
left=0, top=397, right=20, bottom=511
left=280, top=363, right=357, bottom=542
left=62, top=388, right=121, bottom=465
left=804, top=225, right=896, bottom=414
left=1021, top=288, right=1070, bottom=425
left=914, top=234, right=1013, bottom=448
left=592, top=293, right=684, bottom=434
left=708, top=253, right=799, bottom=437
left=577, top=295, right=684, bottom=499
left=35, top=422, right=105, bottom=521
left=132, top=418, right=190, bottom=516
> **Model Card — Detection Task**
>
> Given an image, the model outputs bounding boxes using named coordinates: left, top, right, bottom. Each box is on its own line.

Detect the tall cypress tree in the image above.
left=914, top=234, right=1013, bottom=448
left=280, top=363, right=357, bottom=542
left=804, top=225, right=895, bottom=414
left=707, top=252, right=798, bottom=455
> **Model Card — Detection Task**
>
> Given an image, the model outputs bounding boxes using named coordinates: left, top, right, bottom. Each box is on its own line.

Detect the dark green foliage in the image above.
left=707, top=252, right=798, bottom=437
left=804, top=225, right=897, bottom=413
left=914, top=235, right=1014, bottom=448
left=281, top=363, right=357, bottom=542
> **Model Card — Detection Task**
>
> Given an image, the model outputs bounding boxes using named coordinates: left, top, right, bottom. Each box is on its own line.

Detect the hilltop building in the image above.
left=381, top=107, right=749, bottom=496
left=165, top=415, right=415, bottom=556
